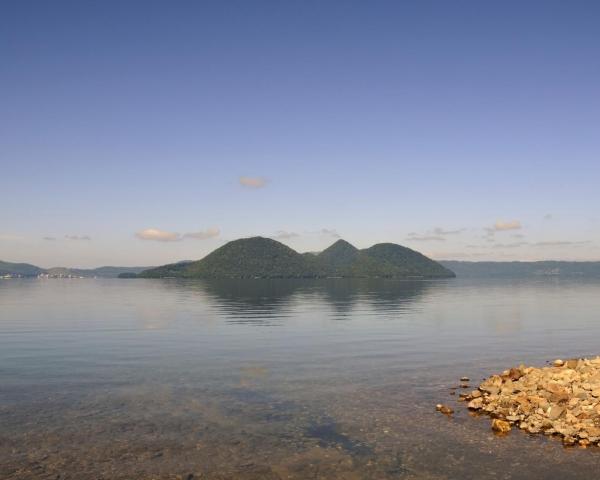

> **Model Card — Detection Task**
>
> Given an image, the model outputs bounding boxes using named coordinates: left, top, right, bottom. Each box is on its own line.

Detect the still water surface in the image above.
left=2, top=278, right=600, bottom=479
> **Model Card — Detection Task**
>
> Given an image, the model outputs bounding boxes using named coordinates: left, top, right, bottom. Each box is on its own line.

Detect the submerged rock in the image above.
left=436, top=404, right=454, bottom=415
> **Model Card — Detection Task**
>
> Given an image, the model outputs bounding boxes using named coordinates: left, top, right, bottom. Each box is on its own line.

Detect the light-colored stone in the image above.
left=436, top=404, right=454, bottom=415
left=462, top=356, right=600, bottom=446
left=491, top=419, right=511, bottom=433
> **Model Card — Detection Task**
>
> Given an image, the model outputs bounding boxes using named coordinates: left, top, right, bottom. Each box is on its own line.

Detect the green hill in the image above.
left=439, top=260, right=600, bottom=278
left=0, top=261, right=152, bottom=278
left=363, top=243, right=456, bottom=278
left=315, top=239, right=395, bottom=277
left=142, top=237, right=317, bottom=279
left=0, top=261, right=44, bottom=277
left=139, top=237, right=455, bottom=279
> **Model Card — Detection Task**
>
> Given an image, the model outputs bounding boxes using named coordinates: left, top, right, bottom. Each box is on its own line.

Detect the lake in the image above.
left=2, top=277, right=600, bottom=479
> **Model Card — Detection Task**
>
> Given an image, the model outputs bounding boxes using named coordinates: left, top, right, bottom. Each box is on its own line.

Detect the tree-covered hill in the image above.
left=363, top=243, right=456, bottom=278
left=0, top=261, right=44, bottom=277
left=139, top=237, right=456, bottom=279
left=0, top=261, right=152, bottom=278
left=439, top=260, right=600, bottom=278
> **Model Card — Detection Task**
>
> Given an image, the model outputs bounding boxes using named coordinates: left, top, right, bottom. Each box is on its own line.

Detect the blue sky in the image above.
left=2, top=1, right=600, bottom=267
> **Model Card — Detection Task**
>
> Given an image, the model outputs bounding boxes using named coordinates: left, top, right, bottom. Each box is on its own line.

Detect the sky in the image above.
left=2, top=0, right=600, bottom=268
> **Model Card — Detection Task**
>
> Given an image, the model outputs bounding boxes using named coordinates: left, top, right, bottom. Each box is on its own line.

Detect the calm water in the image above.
left=2, top=277, right=600, bottom=479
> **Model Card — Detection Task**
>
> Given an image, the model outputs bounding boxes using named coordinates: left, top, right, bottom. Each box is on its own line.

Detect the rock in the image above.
left=484, top=386, right=500, bottom=395
left=461, top=356, right=600, bottom=446
left=468, top=398, right=483, bottom=410
left=460, top=376, right=470, bottom=382
left=565, top=359, right=579, bottom=369
left=548, top=406, right=566, bottom=420
left=491, top=419, right=511, bottom=433
left=436, top=404, right=454, bottom=415
left=508, top=368, right=523, bottom=381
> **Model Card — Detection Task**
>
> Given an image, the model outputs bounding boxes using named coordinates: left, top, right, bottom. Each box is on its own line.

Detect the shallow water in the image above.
left=2, top=277, right=600, bottom=479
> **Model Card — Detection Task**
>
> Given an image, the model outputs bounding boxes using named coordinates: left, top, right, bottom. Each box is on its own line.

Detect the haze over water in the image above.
left=3, top=277, right=600, bottom=479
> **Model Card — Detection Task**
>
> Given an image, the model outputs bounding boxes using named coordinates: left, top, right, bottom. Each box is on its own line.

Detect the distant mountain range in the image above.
left=6, top=248, right=600, bottom=281
left=0, top=261, right=151, bottom=278
left=439, top=260, right=600, bottom=278
left=138, top=237, right=455, bottom=279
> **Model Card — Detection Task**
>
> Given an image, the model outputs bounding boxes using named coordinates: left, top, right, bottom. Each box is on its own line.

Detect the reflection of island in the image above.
left=200, top=279, right=300, bottom=325
left=181, top=278, right=443, bottom=325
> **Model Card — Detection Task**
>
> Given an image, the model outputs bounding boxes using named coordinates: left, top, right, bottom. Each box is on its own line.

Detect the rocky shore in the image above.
left=461, top=357, right=600, bottom=446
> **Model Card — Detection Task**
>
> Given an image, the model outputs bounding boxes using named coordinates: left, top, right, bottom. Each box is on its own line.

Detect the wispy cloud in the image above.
left=407, top=226, right=464, bottom=242
left=239, top=176, right=268, bottom=188
left=65, top=235, right=91, bottom=241
left=494, top=220, right=522, bottom=231
left=544, top=214, right=553, bottom=220
left=135, top=228, right=180, bottom=242
left=432, top=227, right=465, bottom=235
left=319, top=228, right=340, bottom=239
left=492, top=242, right=528, bottom=249
left=429, top=251, right=490, bottom=259
left=273, top=230, right=300, bottom=239
left=407, top=233, right=446, bottom=242
left=484, top=219, right=522, bottom=238
left=136, top=227, right=220, bottom=242
left=183, top=227, right=220, bottom=240
left=469, top=239, right=592, bottom=250
left=533, top=240, right=591, bottom=247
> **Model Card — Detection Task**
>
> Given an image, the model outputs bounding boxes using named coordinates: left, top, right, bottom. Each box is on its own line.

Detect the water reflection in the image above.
left=200, top=279, right=298, bottom=325
left=182, top=278, right=438, bottom=324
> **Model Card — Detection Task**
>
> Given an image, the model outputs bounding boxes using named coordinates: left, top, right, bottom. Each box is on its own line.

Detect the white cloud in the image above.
left=183, top=227, right=220, bottom=240
left=407, top=227, right=464, bottom=241
left=533, top=240, right=591, bottom=247
left=492, top=242, right=528, bottom=249
left=136, top=227, right=220, bottom=242
left=432, top=227, right=465, bottom=235
left=65, top=235, right=91, bottom=241
left=239, top=176, right=268, bottom=188
left=273, top=230, right=300, bottom=239
left=320, top=228, right=340, bottom=238
left=407, top=234, right=446, bottom=242
left=467, top=239, right=592, bottom=250
left=135, top=229, right=180, bottom=242
left=493, top=220, right=522, bottom=231
left=483, top=220, right=523, bottom=238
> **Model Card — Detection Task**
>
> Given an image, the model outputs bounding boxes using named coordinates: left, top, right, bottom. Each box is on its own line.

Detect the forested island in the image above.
left=137, top=237, right=455, bottom=279
left=6, top=246, right=600, bottom=281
